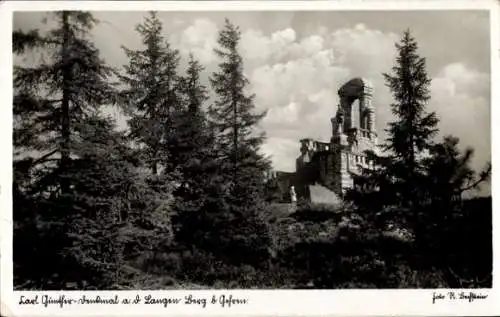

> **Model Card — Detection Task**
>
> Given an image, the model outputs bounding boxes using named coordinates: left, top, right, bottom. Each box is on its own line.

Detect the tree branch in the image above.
left=458, top=162, right=491, bottom=193
left=32, top=149, right=59, bottom=166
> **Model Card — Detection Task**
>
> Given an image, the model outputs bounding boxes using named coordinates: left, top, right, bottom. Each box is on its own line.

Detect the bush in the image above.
left=133, top=198, right=491, bottom=289
left=293, top=202, right=345, bottom=222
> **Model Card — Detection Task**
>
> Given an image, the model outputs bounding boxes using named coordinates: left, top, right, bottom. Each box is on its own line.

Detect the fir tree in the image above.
left=208, top=19, right=272, bottom=266
left=171, top=54, right=223, bottom=250
left=347, top=30, right=439, bottom=230
left=13, top=12, right=116, bottom=195
left=119, top=11, right=181, bottom=176
left=348, top=30, right=492, bottom=268
left=13, top=11, right=123, bottom=289
left=168, top=54, right=212, bottom=186
left=118, top=12, right=188, bottom=280
left=13, top=11, right=174, bottom=290
left=209, top=19, right=270, bottom=195
left=382, top=29, right=439, bottom=207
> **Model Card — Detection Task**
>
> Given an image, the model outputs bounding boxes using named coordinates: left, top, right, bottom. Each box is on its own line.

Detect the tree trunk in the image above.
left=60, top=11, right=71, bottom=195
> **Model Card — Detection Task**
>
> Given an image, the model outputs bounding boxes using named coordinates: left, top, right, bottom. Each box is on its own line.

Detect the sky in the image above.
left=13, top=10, right=492, bottom=194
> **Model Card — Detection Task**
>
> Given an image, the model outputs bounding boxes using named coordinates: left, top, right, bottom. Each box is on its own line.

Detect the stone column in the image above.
left=367, top=107, right=375, bottom=132
left=331, top=117, right=337, bottom=136
left=340, top=97, right=352, bottom=131
left=361, top=89, right=375, bottom=133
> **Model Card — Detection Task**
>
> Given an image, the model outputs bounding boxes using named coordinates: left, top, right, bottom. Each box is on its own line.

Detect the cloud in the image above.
left=239, top=24, right=400, bottom=171
left=240, top=28, right=296, bottom=62
left=176, top=18, right=219, bottom=65
left=328, top=24, right=399, bottom=77
left=261, top=137, right=300, bottom=172
left=236, top=24, right=491, bottom=194
left=430, top=63, right=490, bottom=173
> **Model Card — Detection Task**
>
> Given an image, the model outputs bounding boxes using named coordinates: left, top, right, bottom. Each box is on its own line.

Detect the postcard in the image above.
left=1, top=1, right=499, bottom=316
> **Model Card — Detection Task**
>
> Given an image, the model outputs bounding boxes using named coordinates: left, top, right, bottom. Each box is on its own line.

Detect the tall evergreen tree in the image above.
left=13, top=11, right=116, bottom=195
left=349, top=30, right=492, bottom=264
left=208, top=19, right=272, bottom=266
left=13, top=11, right=176, bottom=290
left=171, top=54, right=228, bottom=255
left=119, top=11, right=181, bottom=176
left=12, top=11, right=131, bottom=289
left=209, top=19, right=270, bottom=196
left=382, top=29, right=439, bottom=207
left=171, top=54, right=218, bottom=195
left=346, top=30, right=439, bottom=229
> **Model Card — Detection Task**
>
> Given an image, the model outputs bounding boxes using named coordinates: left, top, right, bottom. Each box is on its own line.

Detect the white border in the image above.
left=1, top=1, right=499, bottom=316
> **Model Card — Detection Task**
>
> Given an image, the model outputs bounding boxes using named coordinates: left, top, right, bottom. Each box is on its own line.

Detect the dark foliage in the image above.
left=205, top=19, right=273, bottom=266
left=13, top=11, right=174, bottom=290
left=345, top=29, right=491, bottom=288
left=119, top=11, right=181, bottom=176
left=13, top=11, right=122, bottom=289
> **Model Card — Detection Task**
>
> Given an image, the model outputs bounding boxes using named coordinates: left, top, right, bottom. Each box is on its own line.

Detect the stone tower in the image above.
left=330, top=77, right=378, bottom=194
left=293, top=77, right=379, bottom=199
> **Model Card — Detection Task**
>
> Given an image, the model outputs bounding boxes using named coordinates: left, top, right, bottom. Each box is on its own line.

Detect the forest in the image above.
left=13, top=11, right=492, bottom=290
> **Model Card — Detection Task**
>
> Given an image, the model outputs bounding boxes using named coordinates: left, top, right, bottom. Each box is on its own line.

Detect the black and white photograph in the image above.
left=8, top=2, right=494, bottom=296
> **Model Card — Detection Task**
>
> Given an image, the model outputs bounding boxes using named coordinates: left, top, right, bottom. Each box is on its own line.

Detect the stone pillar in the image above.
left=361, top=87, right=375, bottom=133
left=367, top=107, right=375, bottom=132
left=340, top=97, right=352, bottom=131
left=331, top=117, right=337, bottom=136
left=332, top=106, right=345, bottom=136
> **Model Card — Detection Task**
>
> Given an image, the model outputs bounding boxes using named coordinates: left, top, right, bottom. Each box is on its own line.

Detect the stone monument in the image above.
left=274, top=77, right=380, bottom=202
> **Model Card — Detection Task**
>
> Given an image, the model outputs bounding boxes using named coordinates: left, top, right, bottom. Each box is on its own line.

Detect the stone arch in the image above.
left=337, top=77, right=374, bottom=132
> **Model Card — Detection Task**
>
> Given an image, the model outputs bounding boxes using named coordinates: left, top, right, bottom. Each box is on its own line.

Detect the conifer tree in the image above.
left=423, top=136, right=491, bottom=226
left=120, top=11, right=181, bottom=176
left=382, top=29, right=439, bottom=207
left=117, top=12, right=193, bottom=279
left=13, top=11, right=175, bottom=290
left=169, top=55, right=211, bottom=185
left=170, top=55, right=227, bottom=253
left=13, top=12, right=116, bottom=195
left=349, top=29, right=492, bottom=254
left=208, top=19, right=272, bottom=266
left=209, top=19, right=270, bottom=195
left=13, top=11, right=130, bottom=289
left=347, top=30, right=439, bottom=230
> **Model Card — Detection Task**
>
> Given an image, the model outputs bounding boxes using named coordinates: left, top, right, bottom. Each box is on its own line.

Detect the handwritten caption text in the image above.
left=19, top=294, right=248, bottom=309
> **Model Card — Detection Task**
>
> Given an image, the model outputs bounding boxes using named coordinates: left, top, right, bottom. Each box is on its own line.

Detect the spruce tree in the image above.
left=347, top=30, right=439, bottom=230
left=13, top=12, right=174, bottom=290
left=13, top=11, right=129, bottom=289
left=120, top=11, right=181, bottom=176
left=170, top=55, right=227, bottom=255
left=208, top=19, right=272, bottom=266
left=209, top=19, right=270, bottom=195
left=341, top=28, right=491, bottom=287
left=382, top=29, right=439, bottom=207
left=168, top=54, right=211, bottom=185
left=13, top=12, right=116, bottom=195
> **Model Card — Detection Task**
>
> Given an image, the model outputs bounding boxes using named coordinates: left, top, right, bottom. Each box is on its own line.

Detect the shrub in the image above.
left=293, top=202, right=345, bottom=222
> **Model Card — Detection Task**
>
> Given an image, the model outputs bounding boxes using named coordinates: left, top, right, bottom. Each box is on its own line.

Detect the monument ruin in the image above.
left=274, top=77, right=380, bottom=203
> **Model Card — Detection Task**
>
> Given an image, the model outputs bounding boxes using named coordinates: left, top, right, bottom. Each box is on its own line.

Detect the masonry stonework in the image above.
left=276, top=77, right=380, bottom=201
